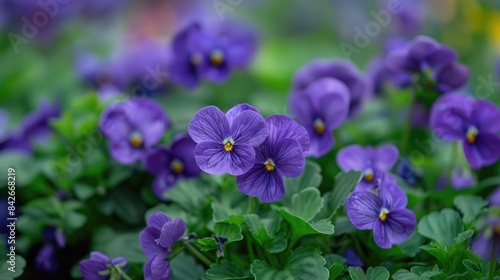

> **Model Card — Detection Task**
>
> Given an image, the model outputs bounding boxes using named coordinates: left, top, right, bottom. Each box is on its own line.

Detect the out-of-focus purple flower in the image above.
left=396, top=157, right=421, bottom=187
left=236, top=115, right=309, bottom=203
left=436, top=167, right=476, bottom=190
left=80, top=251, right=128, bottom=280
left=76, top=0, right=126, bottom=18
left=431, top=93, right=500, bottom=169
left=289, top=78, right=350, bottom=157
left=380, top=0, right=424, bottom=36
left=188, top=104, right=268, bottom=176
left=99, top=98, right=170, bottom=165
left=35, top=244, right=57, bottom=272
left=489, top=187, right=500, bottom=207
left=471, top=218, right=500, bottom=261
left=292, top=59, right=367, bottom=118
left=386, top=36, right=469, bottom=93
left=43, top=226, right=66, bottom=248
left=343, top=248, right=363, bottom=267
left=76, top=54, right=125, bottom=95
left=336, top=144, right=399, bottom=191
left=168, top=22, right=257, bottom=89
left=346, top=177, right=416, bottom=249
left=145, top=134, right=201, bottom=200
left=139, top=212, right=186, bottom=280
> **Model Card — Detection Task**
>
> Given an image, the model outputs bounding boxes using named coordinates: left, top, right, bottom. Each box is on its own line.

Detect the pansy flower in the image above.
left=386, top=36, right=469, bottom=93
left=290, top=78, right=350, bottom=157
left=343, top=248, right=363, bottom=267
left=436, top=166, right=476, bottom=190
left=236, top=115, right=309, bottom=202
left=188, top=104, right=268, bottom=176
left=145, top=134, right=201, bottom=200
left=430, top=93, right=500, bottom=169
left=139, top=212, right=186, bottom=280
left=292, top=59, right=367, bottom=118
left=99, top=98, right=170, bottom=165
left=346, top=177, right=416, bottom=249
left=470, top=218, right=500, bottom=261
left=80, top=251, right=128, bottom=280
left=336, top=144, right=399, bottom=191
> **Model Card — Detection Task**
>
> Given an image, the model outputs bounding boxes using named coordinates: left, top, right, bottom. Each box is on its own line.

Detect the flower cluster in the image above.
left=189, top=104, right=309, bottom=202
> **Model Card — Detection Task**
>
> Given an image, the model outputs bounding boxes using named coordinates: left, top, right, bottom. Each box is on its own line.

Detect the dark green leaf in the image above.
left=206, top=260, right=252, bottom=280
left=283, top=161, right=322, bottom=205
left=417, top=209, right=464, bottom=247
left=289, top=188, right=324, bottom=221
left=348, top=266, right=389, bottom=280
left=279, top=208, right=334, bottom=246
left=328, top=263, right=345, bottom=280
left=214, top=222, right=243, bottom=243
left=327, top=171, right=363, bottom=217
left=453, top=195, right=487, bottom=225
left=171, top=252, right=206, bottom=280
left=0, top=255, right=26, bottom=279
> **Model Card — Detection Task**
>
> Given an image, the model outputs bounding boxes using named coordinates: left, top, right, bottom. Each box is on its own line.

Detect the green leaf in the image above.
left=0, top=255, right=26, bottom=279
left=92, top=226, right=146, bottom=264
left=62, top=211, right=87, bottom=230
left=328, top=263, right=345, bottom=280
left=453, top=195, right=487, bottom=225
left=279, top=208, right=334, bottom=246
left=0, top=152, right=40, bottom=187
left=417, top=209, right=464, bottom=247
left=166, top=179, right=213, bottom=215
left=251, top=247, right=329, bottom=280
left=327, top=171, right=363, bottom=216
left=214, top=222, right=243, bottom=243
left=212, top=202, right=242, bottom=223
left=348, top=266, right=389, bottom=280
left=245, top=214, right=286, bottom=253
left=289, top=188, right=324, bottom=221
left=206, top=260, right=252, bottom=280
left=392, top=265, right=444, bottom=280
left=283, top=161, right=322, bottom=205
left=73, top=183, right=96, bottom=201
left=197, top=238, right=219, bottom=251
left=171, top=252, right=206, bottom=280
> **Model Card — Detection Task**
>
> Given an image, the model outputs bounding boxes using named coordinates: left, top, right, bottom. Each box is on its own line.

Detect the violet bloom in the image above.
left=470, top=218, right=500, bottom=261
left=396, top=157, right=421, bottom=187
left=168, top=22, right=257, bottom=89
left=430, top=93, right=500, bottom=169
left=489, top=187, right=500, bottom=207
left=145, top=134, right=201, bottom=200
left=35, top=244, right=57, bottom=272
left=386, top=36, right=469, bottom=93
left=292, top=59, right=367, bottom=118
left=436, top=167, right=476, bottom=190
left=80, top=251, right=128, bottom=280
left=236, top=115, right=309, bottom=202
left=336, top=144, right=399, bottom=191
left=346, top=177, right=416, bottom=249
left=139, top=212, right=186, bottom=280
left=76, top=54, right=125, bottom=99
left=290, top=78, right=350, bottom=157
left=99, top=98, right=170, bottom=165
left=188, top=104, right=268, bottom=176
left=343, top=248, right=363, bottom=267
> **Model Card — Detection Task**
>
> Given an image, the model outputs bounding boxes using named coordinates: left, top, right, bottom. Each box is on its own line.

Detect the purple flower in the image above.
left=430, top=93, right=500, bottom=169
left=386, top=36, right=469, bottom=93
left=336, top=144, right=399, bottom=191
left=489, top=187, right=500, bottom=207
left=470, top=218, right=500, bottom=261
left=343, top=248, right=363, bottom=267
left=380, top=0, right=424, bottom=36
left=236, top=115, right=309, bottom=202
left=188, top=104, right=268, bottom=176
left=76, top=54, right=125, bottom=95
left=436, top=167, right=476, bottom=190
left=396, top=157, right=421, bottom=187
left=35, top=244, right=57, bottom=272
left=139, top=212, right=187, bottom=280
left=290, top=78, right=350, bottom=157
left=168, top=22, right=257, bottom=89
left=346, top=177, right=416, bottom=249
left=43, top=226, right=66, bottom=248
left=292, top=59, right=368, bottom=118
left=99, top=98, right=170, bottom=165
left=80, top=251, right=128, bottom=280
left=145, top=134, right=201, bottom=200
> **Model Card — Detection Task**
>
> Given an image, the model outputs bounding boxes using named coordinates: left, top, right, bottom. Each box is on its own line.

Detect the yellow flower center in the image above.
left=170, top=159, right=184, bottom=174
left=364, top=169, right=374, bottom=182
left=264, top=159, right=275, bottom=171
left=129, top=131, right=143, bottom=148
left=379, top=208, right=389, bottom=222
left=210, top=49, right=224, bottom=66
left=313, top=118, right=325, bottom=135
left=466, top=126, right=478, bottom=144
left=223, top=138, right=234, bottom=152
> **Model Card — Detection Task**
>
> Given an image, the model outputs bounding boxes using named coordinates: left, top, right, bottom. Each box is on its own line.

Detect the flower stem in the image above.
left=113, top=265, right=134, bottom=280
left=246, top=232, right=256, bottom=263
left=489, top=236, right=498, bottom=280
left=184, top=242, right=212, bottom=267
left=249, top=197, right=256, bottom=214
left=265, top=251, right=280, bottom=268
left=401, top=87, right=416, bottom=155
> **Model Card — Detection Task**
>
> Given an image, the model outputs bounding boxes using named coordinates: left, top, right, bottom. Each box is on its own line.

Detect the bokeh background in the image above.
left=1, top=0, right=500, bottom=279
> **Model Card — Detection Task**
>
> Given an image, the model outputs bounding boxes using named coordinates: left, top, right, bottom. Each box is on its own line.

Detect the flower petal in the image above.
left=373, top=220, right=391, bottom=249
left=125, top=98, right=170, bottom=146
left=236, top=165, right=285, bottom=203
left=289, top=91, right=315, bottom=126
left=374, top=144, right=399, bottom=171
left=139, top=227, right=162, bottom=259
left=99, top=102, right=132, bottom=143
left=230, top=111, right=268, bottom=147
left=434, top=62, right=469, bottom=93
left=152, top=172, right=177, bottom=201
left=226, top=103, right=259, bottom=126
left=158, top=218, right=187, bottom=249
left=430, top=93, right=474, bottom=140
left=336, top=145, right=368, bottom=171
left=379, top=178, right=408, bottom=210
left=265, top=115, right=310, bottom=156
left=463, top=133, right=500, bottom=169
left=170, top=134, right=201, bottom=177
left=110, top=141, right=144, bottom=165
left=308, top=130, right=334, bottom=158
left=306, top=78, right=350, bottom=129
left=385, top=208, right=416, bottom=245
left=194, top=141, right=255, bottom=176
left=147, top=212, right=172, bottom=230
left=188, top=106, right=229, bottom=143
left=473, top=100, right=500, bottom=133
left=80, top=260, right=108, bottom=280
left=151, top=252, right=171, bottom=280
left=146, top=147, right=171, bottom=175
left=346, top=191, right=381, bottom=230
left=89, top=251, right=110, bottom=263
left=273, top=138, right=306, bottom=178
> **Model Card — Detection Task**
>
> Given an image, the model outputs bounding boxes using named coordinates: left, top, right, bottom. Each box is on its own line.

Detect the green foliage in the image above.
left=417, top=209, right=465, bottom=247
left=206, top=260, right=252, bottom=280
left=453, top=195, right=487, bottom=226
left=392, top=265, right=444, bottom=280
left=348, top=266, right=390, bottom=280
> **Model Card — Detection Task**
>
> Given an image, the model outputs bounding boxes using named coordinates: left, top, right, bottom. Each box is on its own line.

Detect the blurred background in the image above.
left=1, top=0, right=500, bottom=278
